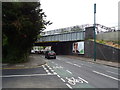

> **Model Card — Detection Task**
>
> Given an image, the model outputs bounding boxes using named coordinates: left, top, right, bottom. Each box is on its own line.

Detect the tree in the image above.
left=2, top=2, right=51, bottom=63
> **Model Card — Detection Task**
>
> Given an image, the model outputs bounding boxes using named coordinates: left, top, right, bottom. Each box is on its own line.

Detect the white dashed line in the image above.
left=66, top=70, right=72, bottom=74
left=57, top=75, right=61, bottom=78
left=93, top=70, right=120, bottom=81
left=66, top=84, right=72, bottom=89
left=73, top=64, right=81, bottom=67
left=60, top=78, right=66, bottom=82
left=51, top=69, right=55, bottom=72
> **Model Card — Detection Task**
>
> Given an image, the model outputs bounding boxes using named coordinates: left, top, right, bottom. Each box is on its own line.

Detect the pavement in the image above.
left=2, top=54, right=46, bottom=69
left=1, top=54, right=120, bottom=69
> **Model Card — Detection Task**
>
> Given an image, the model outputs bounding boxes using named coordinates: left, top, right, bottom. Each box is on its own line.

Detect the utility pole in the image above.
left=94, top=3, right=96, bottom=61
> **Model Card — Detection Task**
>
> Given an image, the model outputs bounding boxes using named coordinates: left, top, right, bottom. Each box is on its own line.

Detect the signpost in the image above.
left=94, top=3, right=96, bottom=61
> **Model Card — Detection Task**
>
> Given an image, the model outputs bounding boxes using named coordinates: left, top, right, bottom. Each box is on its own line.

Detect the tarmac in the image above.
left=63, top=55, right=120, bottom=68
left=1, top=54, right=120, bottom=69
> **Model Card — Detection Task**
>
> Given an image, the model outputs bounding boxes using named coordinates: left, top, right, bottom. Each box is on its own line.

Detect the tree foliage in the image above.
left=2, top=2, right=50, bottom=63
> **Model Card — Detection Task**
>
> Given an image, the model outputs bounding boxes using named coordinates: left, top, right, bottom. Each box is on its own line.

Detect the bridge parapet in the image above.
left=37, top=31, right=85, bottom=42
left=40, top=24, right=92, bottom=36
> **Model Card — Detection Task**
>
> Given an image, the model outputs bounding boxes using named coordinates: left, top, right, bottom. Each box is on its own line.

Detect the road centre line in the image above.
left=1, top=73, right=56, bottom=78
left=93, top=70, right=120, bottom=81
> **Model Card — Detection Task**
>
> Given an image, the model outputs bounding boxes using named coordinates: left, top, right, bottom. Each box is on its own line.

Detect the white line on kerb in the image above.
left=66, top=70, right=72, bottom=74
left=66, top=83, right=72, bottom=89
left=93, top=70, right=120, bottom=81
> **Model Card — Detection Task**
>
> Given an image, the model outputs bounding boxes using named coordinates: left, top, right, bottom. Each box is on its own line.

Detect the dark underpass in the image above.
left=35, top=41, right=83, bottom=55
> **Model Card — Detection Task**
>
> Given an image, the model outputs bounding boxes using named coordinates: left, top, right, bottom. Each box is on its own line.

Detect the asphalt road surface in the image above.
left=2, top=55, right=120, bottom=89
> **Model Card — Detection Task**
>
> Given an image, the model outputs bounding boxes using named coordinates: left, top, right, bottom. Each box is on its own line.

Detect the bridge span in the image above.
left=34, top=26, right=94, bottom=55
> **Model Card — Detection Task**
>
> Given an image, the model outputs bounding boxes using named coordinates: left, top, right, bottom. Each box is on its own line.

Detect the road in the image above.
left=2, top=55, right=120, bottom=89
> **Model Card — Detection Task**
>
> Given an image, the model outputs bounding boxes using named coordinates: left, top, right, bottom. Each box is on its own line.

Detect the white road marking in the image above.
left=42, top=65, right=51, bottom=75
left=45, top=64, right=58, bottom=75
left=73, top=64, right=81, bottom=67
left=88, top=62, right=94, bottom=64
left=66, top=62, right=71, bottom=64
left=60, top=78, right=66, bottom=82
left=57, top=75, right=61, bottom=78
left=93, top=70, right=120, bottom=81
left=66, top=83, right=72, bottom=89
left=1, top=73, right=56, bottom=78
left=66, top=70, right=72, bottom=74
left=78, top=77, right=88, bottom=83
left=51, top=69, right=55, bottom=72
left=53, top=72, right=57, bottom=74
left=53, top=66, right=63, bottom=69
left=106, top=70, right=120, bottom=76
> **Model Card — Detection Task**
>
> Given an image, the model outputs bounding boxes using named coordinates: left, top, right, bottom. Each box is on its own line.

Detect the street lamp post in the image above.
left=94, top=3, right=96, bottom=61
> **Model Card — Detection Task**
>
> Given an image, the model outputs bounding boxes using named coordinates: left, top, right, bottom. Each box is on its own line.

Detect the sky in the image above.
left=40, top=0, right=119, bottom=31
